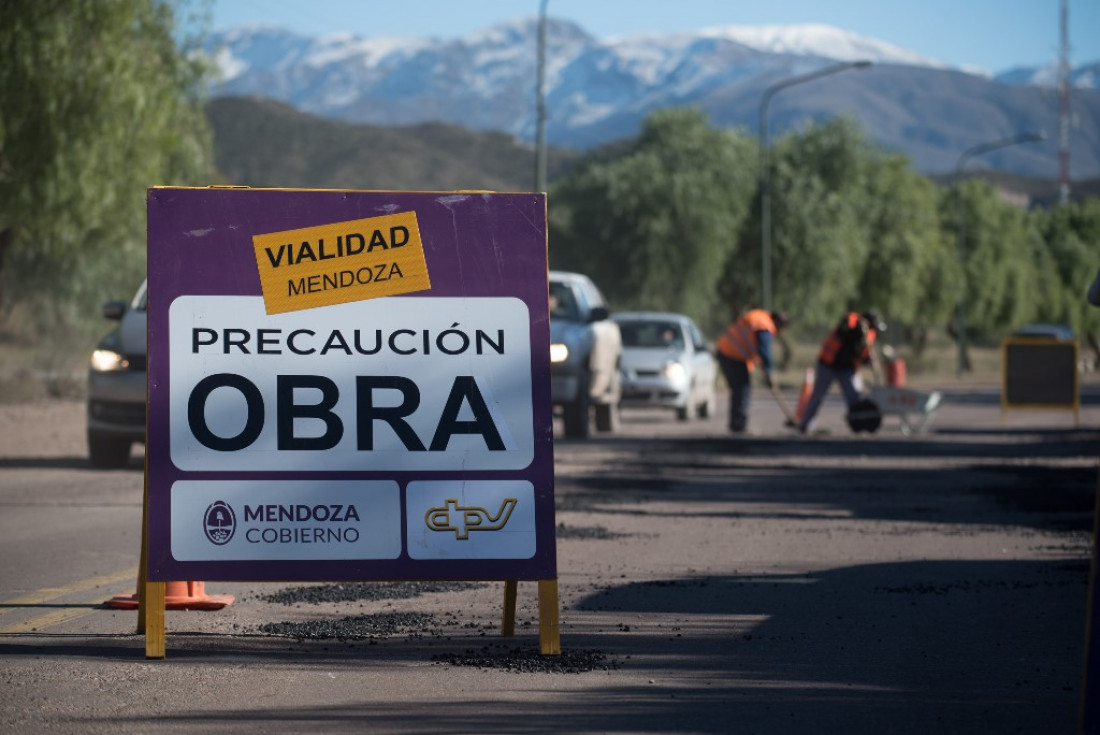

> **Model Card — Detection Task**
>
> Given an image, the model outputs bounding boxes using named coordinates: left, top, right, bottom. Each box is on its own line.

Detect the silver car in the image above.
left=613, top=311, right=717, bottom=421
left=86, top=280, right=147, bottom=468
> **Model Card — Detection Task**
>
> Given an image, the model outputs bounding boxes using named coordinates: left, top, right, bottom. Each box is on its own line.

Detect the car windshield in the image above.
left=548, top=281, right=579, bottom=321
left=620, top=321, right=683, bottom=349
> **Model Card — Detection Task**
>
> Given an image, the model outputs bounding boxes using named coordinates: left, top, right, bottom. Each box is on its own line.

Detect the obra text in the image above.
left=187, top=374, right=507, bottom=452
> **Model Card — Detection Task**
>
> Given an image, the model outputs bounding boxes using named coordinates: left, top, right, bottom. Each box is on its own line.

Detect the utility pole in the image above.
left=1058, top=0, right=1071, bottom=205
left=534, top=0, right=549, bottom=193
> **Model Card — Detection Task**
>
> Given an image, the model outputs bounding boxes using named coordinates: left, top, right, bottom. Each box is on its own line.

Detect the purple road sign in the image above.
left=146, top=187, right=554, bottom=582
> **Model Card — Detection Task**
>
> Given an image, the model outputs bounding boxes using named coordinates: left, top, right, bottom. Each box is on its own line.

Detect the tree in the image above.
left=1034, top=198, right=1100, bottom=364
left=0, top=0, right=213, bottom=337
left=761, top=118, right=875, bottom=325
left=857, top=155, right=955, bottom=353
left=550, top=108, right=757, bottom=331
left=943, top=178, right=1044, bottom=369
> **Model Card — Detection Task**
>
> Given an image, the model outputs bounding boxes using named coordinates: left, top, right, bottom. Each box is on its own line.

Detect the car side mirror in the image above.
left=102, top=301, right=127, bottom=321
left=588, top=306, right=610, bottom=323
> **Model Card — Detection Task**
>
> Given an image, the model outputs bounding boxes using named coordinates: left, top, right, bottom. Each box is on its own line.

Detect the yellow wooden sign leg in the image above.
left=135, top=553, right=147, bottom=634
left=501, top=580, right=518, bottom=637
left=537, top=579, right=560, bottom=655
left=139, top=454, right=167, bottom=659
left=144, top=581, right=166, bottom=659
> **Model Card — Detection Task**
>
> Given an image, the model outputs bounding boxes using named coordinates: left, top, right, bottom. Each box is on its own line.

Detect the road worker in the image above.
left=715, top=308, right=793, bottom=433
left=796, top=310, right=886, bottom=434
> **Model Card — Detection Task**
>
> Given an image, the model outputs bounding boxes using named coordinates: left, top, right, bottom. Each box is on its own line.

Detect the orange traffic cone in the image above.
left=794, top=367, right=815, bottom=424
left=108, top=580, right=234, bottom=611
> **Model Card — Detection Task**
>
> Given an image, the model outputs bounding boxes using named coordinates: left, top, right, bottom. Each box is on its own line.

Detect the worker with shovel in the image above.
left=716, top=308, right=796, bottom=434
left=796, top=310, right=886, bottom=434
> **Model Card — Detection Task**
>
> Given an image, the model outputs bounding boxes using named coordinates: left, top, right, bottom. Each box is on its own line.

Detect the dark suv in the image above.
left=86, top=280, right=147, bottom=468
left=548, top=271, right=623, bottom=438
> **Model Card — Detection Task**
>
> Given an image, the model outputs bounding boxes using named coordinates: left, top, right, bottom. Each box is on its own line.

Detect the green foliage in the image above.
left=1032, top=198, right=1100, bottom=349
left=0, top=0, right=214, bottom=337
left=765, top=118, right=953, bottom=335
left=948, top=179, right=1043, bottom=335
left=549, top=108, right=1095, bottom=359
left=768, top=165, right=862, bottom=319
left=858, top=156, right=955, bottom=331
left=549, top=108, right=757, bottom=331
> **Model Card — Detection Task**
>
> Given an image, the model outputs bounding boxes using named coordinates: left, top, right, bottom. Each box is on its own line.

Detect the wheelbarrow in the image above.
left=867, top=385, right=943, bottom=435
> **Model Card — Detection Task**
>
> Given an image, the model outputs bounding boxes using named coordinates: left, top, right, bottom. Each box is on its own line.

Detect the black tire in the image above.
left=595, top=401, right=620, bottom=432
left=562, top=372, right=592, bottom=439
left=676, top=404, right=691, bottom=421
left=88, top=432, right=132, bottom=469
left=846, top=398, right=882, bottom=433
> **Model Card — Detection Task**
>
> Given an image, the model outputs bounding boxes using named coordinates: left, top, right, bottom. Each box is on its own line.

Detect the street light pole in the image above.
left=953, top=131, right=1046, bottom=375
left=758, top=60, right=872, bottom=311
left=534, top=0, right=549, bottom=193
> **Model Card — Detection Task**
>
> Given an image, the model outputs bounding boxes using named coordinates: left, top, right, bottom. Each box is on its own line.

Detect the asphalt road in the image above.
left=1, top=383, right=1098, bottom=734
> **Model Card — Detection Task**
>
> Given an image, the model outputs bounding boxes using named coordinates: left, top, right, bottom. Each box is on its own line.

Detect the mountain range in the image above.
left=205, top=18, right=1100, bottom=180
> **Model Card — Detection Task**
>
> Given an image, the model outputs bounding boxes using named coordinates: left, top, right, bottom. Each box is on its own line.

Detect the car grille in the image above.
left=89, top=399, right=146, bottom=427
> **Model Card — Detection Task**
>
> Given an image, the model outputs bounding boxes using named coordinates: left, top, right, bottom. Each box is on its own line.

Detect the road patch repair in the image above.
left=1, top=377, right=1097, bottom=731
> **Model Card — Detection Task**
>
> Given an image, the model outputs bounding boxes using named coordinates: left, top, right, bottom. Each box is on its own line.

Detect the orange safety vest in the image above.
left=819, top=312, right=876, bottom=368
left=716, top=309, right=777, bottom=370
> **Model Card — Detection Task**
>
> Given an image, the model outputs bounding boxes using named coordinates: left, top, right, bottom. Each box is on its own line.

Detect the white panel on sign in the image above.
left=171, top=480, right=402, bottom=561
left=406, top=480, right=536, bottom=560
left=168, top=296, right=534, bottom=472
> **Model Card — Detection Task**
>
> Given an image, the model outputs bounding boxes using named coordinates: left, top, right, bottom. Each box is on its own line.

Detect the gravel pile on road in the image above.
left=433, top=644, right=620, bottom=673
left=555, top=523, right=630, bottom=540
left=256, top=580, right=486, bottom=605
left=258, top=612, right=439, bottom=641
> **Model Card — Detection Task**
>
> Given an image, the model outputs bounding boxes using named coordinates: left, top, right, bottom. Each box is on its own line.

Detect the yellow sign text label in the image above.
left=252, top=212, right=430, bottom=314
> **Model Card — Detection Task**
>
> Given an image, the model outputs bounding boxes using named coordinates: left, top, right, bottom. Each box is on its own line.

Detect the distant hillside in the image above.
left=210, top=96, right=1096, bottom=207
left=207, top=22, right=1100, bottom=179
left=207, top=96, right=578, bottom=191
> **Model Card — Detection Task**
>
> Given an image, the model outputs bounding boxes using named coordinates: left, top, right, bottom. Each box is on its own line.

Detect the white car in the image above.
left=548, top=271, right=623, bottom=438
left=86, top=280, right=147, bottom=468
left=613, top=311, right=717, bottom=421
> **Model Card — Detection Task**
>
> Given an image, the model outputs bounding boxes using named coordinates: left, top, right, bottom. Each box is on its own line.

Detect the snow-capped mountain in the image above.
left=995, top=61, right=1099, bottom=89
left=205, top=18, right=1100, bottom=178
left=695, top=23, right=947, bottom=68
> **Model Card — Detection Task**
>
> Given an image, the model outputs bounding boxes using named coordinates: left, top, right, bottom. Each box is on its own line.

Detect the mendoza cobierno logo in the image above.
left=203, top=500, right=236, bottom=545
left=202, top=500, right=368, bottom=546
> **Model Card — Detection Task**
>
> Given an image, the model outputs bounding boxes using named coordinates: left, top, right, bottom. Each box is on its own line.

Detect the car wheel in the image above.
left=676, top=404, right=691, bottom=421
left=595, top=401, right=620, bottom=432
left=88, top=431, right=132, bottom=469
left=562, top=372, right=591, bottom=439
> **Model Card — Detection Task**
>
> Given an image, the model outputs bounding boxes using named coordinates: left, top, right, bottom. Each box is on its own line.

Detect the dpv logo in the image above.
left=203, top=500, right=236, bottom=545
left=424, top=498, right=517, bottom=540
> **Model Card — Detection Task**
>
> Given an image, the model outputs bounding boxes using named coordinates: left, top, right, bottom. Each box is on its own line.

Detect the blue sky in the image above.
left=211, top=0, right=1100, bottom=75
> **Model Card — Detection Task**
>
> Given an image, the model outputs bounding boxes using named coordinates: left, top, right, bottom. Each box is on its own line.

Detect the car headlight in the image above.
left=662, top=361, right=687, bottom=382
left=90, top=349, right=129, bottom=372
left=550, top=343, right=569, bottom=363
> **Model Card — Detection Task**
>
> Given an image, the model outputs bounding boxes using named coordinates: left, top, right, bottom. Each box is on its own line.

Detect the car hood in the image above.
left=621, top=347, right=684, bottom=371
